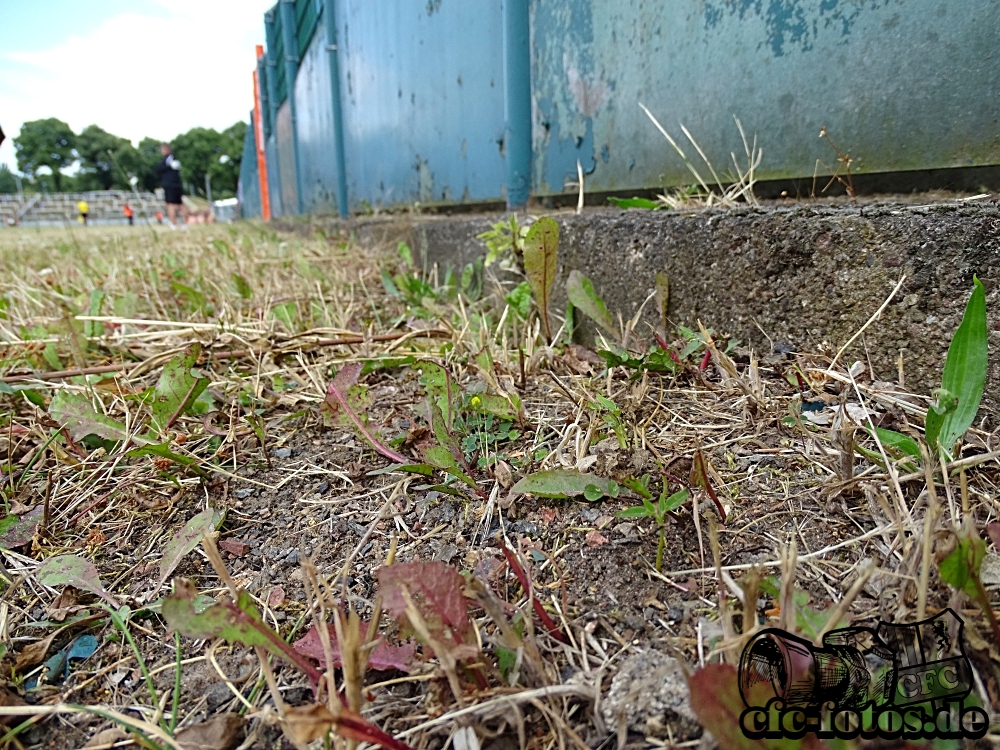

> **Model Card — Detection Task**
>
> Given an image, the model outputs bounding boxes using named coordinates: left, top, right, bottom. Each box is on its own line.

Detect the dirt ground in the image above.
left=1, top=213, right=999, bottom=750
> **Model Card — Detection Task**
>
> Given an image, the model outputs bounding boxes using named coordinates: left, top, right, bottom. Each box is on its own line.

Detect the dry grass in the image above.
left=0, top=221, right=997, bottom=749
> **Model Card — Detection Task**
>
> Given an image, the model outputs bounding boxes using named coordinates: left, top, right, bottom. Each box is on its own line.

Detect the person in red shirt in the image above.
left=122, top=203, right=134, bottom=226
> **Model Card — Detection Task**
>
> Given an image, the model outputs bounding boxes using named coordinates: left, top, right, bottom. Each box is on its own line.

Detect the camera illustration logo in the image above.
left=738, top=609, right=988, bottom=741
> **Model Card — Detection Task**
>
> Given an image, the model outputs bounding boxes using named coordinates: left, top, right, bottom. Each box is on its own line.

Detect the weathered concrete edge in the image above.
left=276, top=203, right=1000, bottom=410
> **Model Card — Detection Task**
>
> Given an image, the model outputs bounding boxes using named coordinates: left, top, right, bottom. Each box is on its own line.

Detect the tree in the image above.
left=136, top=138, right=165, bottom=192
left=172, top=121, right=246, bottom=200
left=14, top=118, right=76, bottom=191
left=76, top=125, right=140, bottom=190
left=0, top=165, right=18, bottom=195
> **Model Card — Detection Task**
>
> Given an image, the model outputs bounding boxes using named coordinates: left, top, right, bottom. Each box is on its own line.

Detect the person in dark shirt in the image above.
left=154, top=143, right=188, bottom=226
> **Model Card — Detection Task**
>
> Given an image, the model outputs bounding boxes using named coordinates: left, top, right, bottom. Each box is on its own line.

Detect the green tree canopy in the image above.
left=0, top=165, right=18, bottom=194
left=75, top=125, right=140, bottom=190
left=14, top=118, right=76, bottom=191
left=136, top=138, right=165, bottom=192
left=172, top=122, right=245, bottom=199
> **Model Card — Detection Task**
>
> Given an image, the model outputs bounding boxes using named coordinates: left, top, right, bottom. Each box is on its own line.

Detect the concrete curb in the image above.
left=278, top=201, right=1000, bottom=407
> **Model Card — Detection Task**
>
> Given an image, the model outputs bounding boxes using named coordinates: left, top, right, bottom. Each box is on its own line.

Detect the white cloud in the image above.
left=0, top=0, right=276, bottom=172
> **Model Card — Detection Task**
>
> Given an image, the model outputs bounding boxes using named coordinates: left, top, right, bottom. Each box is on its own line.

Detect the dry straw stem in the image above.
left=639, top=104, right=762, bottom=208
left=4, top=223, right=1000, bottom=746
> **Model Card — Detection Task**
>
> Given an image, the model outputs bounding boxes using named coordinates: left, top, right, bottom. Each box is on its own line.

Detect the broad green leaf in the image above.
left=171, top=281, right=207, bottom=312
left=367, top=463, right=436, bottom=477
left=419, top=362, right=454, bottom=429
left=36, top=555, right=117, bottom=607
left=381, top=269, right=400, bottom=297
left=271, top=301, right=297, bottom=330
left=522, top=217, right=559, bottom=342
left=926, top=277, right=988, bottom=455
left=0, top=506, right=44, bottom=549
left=870, top=427, right=922, bottom=461
left=660, top=488, right=689, bottom=513
left=939, top=534, right=986, bottom=598
left=607, top=196, right=659, bottom=210
left=428, top=400, right=463, bottom=464
left=425, top=445, right=477, bottom=489
left=598, top=347, right=680, bottom=374
left=112, top=292, right=138, bottom=318
left=620, top=476, right=653, bottom=500
left=566, top=270, right=615, bottom=335
left=505, top=281, right=532, bottom=320
left=231, top=274, right=253, bottom=299
left=397, top=241, right=413, bottom=267
left=156, top=508, right=223, bottom=589
left=471, top=393, right=523, bottom=422
left=163, top=579, right=321, bottom=681
left=49, top=390, right=136, bottom=444
left=511, top=469, right=619, bottom=500
left=151, top=344, right=209, bottom=433
left=83, top=288, right=105, bottom=340
left=127, top=442, right=209, bottom=478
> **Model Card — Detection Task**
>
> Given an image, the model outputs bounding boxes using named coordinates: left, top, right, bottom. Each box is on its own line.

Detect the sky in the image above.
left=0, top=0, right=278, bottom=172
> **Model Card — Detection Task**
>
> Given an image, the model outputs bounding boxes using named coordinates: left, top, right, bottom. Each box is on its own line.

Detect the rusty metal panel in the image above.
left=530, top=0, right=1000, bottom=196
left=333, top=0, right=507, bottom=209
left=275, top=102, right=299, bottom=214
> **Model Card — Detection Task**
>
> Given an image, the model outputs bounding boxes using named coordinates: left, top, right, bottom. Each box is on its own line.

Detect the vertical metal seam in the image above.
left=280, top=0, right=306, bottom=215
left=264, top=10, right=283, bottom=216
left=324, top=0, right=350, bottom=217
left=502, top=0, right=532, bottom=209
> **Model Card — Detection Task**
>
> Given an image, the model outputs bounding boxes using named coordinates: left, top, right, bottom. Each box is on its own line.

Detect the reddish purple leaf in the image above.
left=293, top=620, right=414, bottom=672
left=500, top=545, right=567, bottom=643
left=332, top=362, right=363, bottom=394
left=325, top=365, right=407, bottom=464
left=0, top=506, right=44, bottom=548
left=378, top=561, right=470, bottom=642
left=689, top=664, right=829, bottom=749
left=988, top=522, right=1000, bottom=554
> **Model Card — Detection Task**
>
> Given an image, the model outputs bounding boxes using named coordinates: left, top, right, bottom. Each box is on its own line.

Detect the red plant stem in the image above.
left=326, top=383, right=408, bottom=464
left=337, top=711, right=416, bottom=750
left=501, top=544, right=567, bottom=643
left=225, top=601, right=324, bottom=684
left=703, top=480, right=727, bottom=523
left=699, top=349, right=712, bottom=371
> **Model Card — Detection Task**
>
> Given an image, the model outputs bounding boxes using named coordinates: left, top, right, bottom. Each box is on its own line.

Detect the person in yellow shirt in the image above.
left=77, top=200, right=89, bottom=225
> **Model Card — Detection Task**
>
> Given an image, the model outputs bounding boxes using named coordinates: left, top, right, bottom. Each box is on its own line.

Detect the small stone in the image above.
left=284, top=550, right=301, bottom=564
left=434, top=544, right=459, bottom=563
left=273, top=448, right=292, bottom=459
left=234, top=488, right=254, bottom=500
left=219, top=539, right=250, bottom=557
left=206, top=681, right=231, bottom=711
left=602, top=650, right=699, bottom=741
left=315, top=481, right=329, bottom=494
left=613, top=522, right=638, bottom=537
left=512, top=520, right=540, bottom=536
left=667, top=606, right=684, bottom=623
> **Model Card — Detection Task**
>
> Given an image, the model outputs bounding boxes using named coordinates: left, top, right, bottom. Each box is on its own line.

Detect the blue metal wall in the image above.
left=239, top=116, right=261, bottom=219
left=529, top=0, right=1000, bottom=195
left=240, top=0, right=1000, bottom=217
left=334, top=0, right=507, bottom=209
left=294, top=20, right=342, bottom=214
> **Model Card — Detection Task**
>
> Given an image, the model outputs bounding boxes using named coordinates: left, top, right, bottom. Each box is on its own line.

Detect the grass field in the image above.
left=0, top=220, right=997, bottom=749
